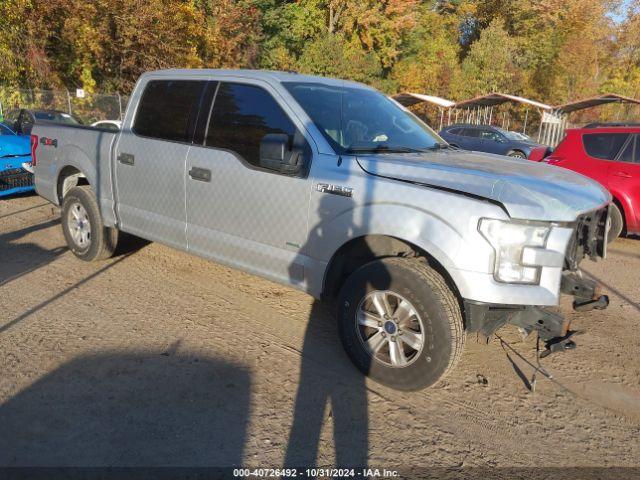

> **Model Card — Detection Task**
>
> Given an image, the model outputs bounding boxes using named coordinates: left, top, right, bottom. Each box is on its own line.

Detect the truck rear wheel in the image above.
left=61, top=186, right=118, bottom=261
left=337, top=257, right=465, bottom=391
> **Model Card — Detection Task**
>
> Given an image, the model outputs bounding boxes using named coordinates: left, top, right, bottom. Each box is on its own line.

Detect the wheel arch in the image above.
left=321, top=234, right=463, bottom=309
left=56, top=165, right=90, bottom=204
left=610, top=194, right=628, bottom=234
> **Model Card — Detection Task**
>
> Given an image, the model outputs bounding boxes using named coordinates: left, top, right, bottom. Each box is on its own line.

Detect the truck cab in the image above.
left=32, top=70, right=611, bottom=390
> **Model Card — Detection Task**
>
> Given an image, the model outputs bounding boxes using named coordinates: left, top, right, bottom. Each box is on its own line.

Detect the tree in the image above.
left=0, top=0, right=638, bottom=111
left=453, top=19, right=523, bottom=97
left=296, top=34, right=382, bottom=84
left=389, top=8, right=461, bottom=97
left=196, top=0, right=263, bottom=70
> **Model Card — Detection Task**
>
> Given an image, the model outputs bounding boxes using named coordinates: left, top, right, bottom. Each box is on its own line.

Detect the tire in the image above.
left=61, top=186, right=118, bottom=261
left=508, top=150, right=527, bottom=159
left=607, top=203, right=624, bottom=243
left=337, top=257, right=465, bottom=391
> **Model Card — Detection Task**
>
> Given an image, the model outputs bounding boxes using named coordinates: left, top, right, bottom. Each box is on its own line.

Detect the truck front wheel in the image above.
left=337, top=257, right=465, bottom=391
left=61, top=186, right=118, bottom=261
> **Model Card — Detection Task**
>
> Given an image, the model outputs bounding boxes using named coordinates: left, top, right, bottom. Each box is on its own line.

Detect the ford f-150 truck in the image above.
left=32, top=70, right=611, bottom=390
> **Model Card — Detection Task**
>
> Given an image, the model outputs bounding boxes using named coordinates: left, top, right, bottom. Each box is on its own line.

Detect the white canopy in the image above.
left=453, top=93, right=552, bottom=111
left=393, top=93, right=456, bottom=109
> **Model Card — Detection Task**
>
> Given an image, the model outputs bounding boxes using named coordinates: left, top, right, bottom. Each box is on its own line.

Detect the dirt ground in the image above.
left=1, top=193, right=639, bottom=475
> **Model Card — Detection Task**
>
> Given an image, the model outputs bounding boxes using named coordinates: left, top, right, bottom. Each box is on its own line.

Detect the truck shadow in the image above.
left=0, top=217, right=65, bottom=285
left=0, top=222, right=149, bottom=334
left=0, top=216, right=149, bottom=287
left=0, top=348, right=251, bottom=466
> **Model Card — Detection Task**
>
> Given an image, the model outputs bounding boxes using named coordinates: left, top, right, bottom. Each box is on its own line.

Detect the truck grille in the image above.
left=0, top=168, right=34, bottom=192
left=565, top=206, right=609, bottom=269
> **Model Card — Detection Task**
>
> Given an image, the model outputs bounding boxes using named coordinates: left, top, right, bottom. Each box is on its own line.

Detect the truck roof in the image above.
left=142, top=68, right=371, bottom=90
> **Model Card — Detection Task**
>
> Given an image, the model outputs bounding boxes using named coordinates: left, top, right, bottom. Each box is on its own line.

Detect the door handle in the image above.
left=189, top=167, right=211, bottom=182
left=118, top=153, right=135, bottom=165
left=613, top=171, right=631, bottom=178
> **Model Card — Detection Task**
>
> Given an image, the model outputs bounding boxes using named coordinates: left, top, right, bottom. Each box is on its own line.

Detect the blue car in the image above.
left=0, top=122, right=34, bottom=197
left=439, top=123, right=544, bottom=159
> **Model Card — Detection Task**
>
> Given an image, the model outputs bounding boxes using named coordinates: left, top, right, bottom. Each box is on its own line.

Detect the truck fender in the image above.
left=306, top=203, right=476, bottom=298
left=54, top=143, right=117, bottom=227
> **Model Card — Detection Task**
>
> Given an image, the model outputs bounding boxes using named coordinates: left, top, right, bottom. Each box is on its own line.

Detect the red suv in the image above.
left=541, top=125, right=640, bottom=240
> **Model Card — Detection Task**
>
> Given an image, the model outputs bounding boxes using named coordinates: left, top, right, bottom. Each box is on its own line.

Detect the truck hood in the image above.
left=356, top=150, right=611, bottom=222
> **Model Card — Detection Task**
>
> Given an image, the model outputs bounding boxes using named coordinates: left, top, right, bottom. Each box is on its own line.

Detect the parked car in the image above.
left=4, top=109, right=80, bottom=136
left=0, top=122, right=34, bottom=197
left=540, top=125, right=640, bottom=240
left=439, top=124, right=545, bottom=159
left=32, top=70, right=611, bottom=391
left=91, top=120, right=122, bottom=131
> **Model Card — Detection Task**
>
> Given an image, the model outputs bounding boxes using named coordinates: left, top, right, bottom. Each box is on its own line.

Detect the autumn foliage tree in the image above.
left=0, top=0, right=639, bottom=108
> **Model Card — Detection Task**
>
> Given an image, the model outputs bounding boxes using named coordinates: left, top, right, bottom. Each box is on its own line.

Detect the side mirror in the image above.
left=259, top=133, right=304, bottom=175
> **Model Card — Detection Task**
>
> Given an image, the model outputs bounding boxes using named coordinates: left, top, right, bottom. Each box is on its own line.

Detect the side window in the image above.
left=583, top=133, right=629, bottom=160
left=479, top=129, right=501, bottom=141
left=205, top=83, right=297, bottom=168
left=448, top=128, right=461, bottom=135
left=133, top=80, right=205, bottom=143
left=616, top=136, right=635, bottom=163
left=21, top=112, right=35, bottom=135
left=462, top=128, right=480, bottom=138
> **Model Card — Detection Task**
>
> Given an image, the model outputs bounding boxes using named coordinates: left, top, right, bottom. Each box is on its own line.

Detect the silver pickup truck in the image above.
left=32, top=69, right=611, bottom=390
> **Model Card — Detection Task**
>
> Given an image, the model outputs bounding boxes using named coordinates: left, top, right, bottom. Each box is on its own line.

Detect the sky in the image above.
left=609, top=0, right=635, bottom=23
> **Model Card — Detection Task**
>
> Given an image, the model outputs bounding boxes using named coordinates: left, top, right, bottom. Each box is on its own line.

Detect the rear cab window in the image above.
left=133, top=80, right=206, bottom=143
left=582, top=133, right=629, bottom=160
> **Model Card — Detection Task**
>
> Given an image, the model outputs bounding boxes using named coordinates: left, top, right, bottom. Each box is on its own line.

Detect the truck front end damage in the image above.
left=465, top=206, right=610, bottom=357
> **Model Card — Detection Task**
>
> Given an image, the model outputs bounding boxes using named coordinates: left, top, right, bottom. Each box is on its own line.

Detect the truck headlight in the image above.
left=479, top=219, right=550, bottom=284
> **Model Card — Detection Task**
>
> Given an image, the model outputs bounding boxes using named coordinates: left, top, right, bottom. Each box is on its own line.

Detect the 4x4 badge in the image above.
left=316, top=183, right=353, bottom=197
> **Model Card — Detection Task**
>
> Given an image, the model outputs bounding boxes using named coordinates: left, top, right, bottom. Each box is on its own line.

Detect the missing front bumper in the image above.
left=465, top=270, right=608, bottom=357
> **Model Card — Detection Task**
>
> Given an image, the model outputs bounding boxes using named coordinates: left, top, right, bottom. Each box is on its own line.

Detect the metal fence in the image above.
left=0, top=87, right=128, bottom=125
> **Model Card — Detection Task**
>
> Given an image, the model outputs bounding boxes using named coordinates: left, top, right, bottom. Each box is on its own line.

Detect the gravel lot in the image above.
left=1, top=193, right=639, bottom=474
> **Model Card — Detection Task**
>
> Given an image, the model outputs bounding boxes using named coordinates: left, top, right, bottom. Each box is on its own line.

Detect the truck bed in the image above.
left=32, top=122, right=120, bottom=227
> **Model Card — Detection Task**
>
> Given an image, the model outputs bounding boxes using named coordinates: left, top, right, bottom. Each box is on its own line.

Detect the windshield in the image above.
left=283, top=81, right=443, bottom=154
left=501, top=129, right=530, bottom=141
left=34, top=111, right=79, bottom=125
left=0, top=123, right=16, bottom=135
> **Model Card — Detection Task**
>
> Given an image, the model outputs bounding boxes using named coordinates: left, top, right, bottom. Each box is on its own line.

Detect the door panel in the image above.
left=478, top=129, right=504, bottom=154
left=460, top=128, right=482, bottom=151
left=608, top=135, right=640, bottom=232
left=114, top=134, right=191, bottom=248
left=186, top=147, right=311, bottom=286
left=114, top=79, right=206, bottom=249
left=186, top=81, right=312, bottom=288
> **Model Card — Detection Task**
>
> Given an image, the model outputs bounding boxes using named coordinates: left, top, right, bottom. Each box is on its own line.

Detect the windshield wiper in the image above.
left=345, top=145, right=428, bottom=154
